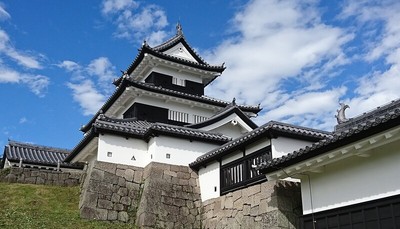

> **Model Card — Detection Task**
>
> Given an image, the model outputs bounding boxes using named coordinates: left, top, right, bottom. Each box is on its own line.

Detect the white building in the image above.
left=258, top=99, right=400, bottom=228
left=64, top=24, right=261, bottom=172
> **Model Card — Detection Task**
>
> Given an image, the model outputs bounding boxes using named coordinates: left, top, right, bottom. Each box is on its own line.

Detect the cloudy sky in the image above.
left=1, top=0, right=400, bottom=151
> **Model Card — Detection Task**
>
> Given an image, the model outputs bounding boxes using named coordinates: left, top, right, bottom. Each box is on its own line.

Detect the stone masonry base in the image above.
left=79, top=161, right=301, bottom=228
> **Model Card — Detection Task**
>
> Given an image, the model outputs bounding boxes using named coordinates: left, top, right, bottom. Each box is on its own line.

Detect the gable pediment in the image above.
left=162, top=42, right=199, bottom=63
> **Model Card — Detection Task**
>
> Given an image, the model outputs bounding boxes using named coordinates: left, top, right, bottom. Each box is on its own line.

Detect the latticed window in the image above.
left=172, top=77, right=185, bottom=86
left=193, top=115, right=207, bottom=123
left=168, top=110, right=189, bottom=123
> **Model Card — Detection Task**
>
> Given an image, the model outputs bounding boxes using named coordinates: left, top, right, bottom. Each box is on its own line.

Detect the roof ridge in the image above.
left=268, top=121, right=332, bottom=135
left=336, top=98, right=400, bottom=131
left=8, top=140, right=70, bottom=153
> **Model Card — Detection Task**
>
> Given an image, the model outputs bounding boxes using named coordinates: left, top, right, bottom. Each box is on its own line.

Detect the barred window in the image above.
left=193, top=115, right=207, bottom=123
left=168, top=110, right=189, bottom=123
left=172, top=77, right=185, bottom=86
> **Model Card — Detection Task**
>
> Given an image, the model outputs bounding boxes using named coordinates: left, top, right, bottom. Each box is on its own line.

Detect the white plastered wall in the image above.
left=149, top=135, right=219, bottom=166
left=162, top=43, right=198, bottom=63
left=97, top=134, right=150, bottom=167
left=271, top=137, right=314, bottom=158
left=198, top=161, right=220, bottom=201
left=199, top=113, right=253, bottom=139
left=301, top=139, right=400, bottom=215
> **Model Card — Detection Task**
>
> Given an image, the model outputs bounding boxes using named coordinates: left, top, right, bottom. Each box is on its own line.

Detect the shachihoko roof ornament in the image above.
left=336, top=103, right=350, bottom=124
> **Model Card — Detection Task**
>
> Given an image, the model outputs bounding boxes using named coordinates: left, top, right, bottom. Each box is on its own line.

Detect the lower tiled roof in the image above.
left=3, top=141, right=83, bottom=169
left=258, top=102, right=400, bottom=174
left=190, top=121, right=331, bottom=169
left=94, top=115, right=232, bottom=143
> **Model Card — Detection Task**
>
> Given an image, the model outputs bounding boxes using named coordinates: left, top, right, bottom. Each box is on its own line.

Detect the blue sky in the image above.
left=1, top=0, right=400, bottom=152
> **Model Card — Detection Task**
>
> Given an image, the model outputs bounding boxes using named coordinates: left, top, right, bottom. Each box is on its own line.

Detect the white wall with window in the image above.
left=149, top=136, right=219, bottom=166
left=98, top=134, right=150, bottom=167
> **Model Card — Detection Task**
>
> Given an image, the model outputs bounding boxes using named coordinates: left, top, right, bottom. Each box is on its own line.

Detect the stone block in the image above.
left=80, top=206, right=108, bottom=220
left=116, top=164, right=128, bottom=170
left=31, top=170, right=39, bottom=177
left=259, top=198, right=268, bottom=214
left=118, top=211, right=129, bottom=222
left=117, top=187, right=128, bottom=196
left=120, top=196, right=131, bottom=205
left=173, top=198, right=186, bottom=207
left=10, top=168, right=23, bottom=175
left=138, top=212, right=157, bottom=227
left=126, top=181, right=140, bottom=190
left=123, top=169, right=134, bottom=182
left=90, top=168, right=104, bottom=181
left=117, top=177, right=126, bottom=187
left=103, top=172, right=119, bottom=184
left=25, top=177, right=37, bottom=184
left=95, top=161, right=117, bottom=174
left=243, top=204, right=251, bottom=216
left=114, top=203, right=125, bottom=211
left=6, top=174, right=17, bottom=183
left=65, top=179, right=78, bottom=186
left=233, top=197, right=244, bottom=210
left=36, top=177, right=45, bottom=185
left=177, top=171, right=191, bottom=180
left=107, top=210, right=118, bottom=221
left=224, top=196, right=234, bottom=209
left=98, top=199, right=113, bottom=210
left=68, top=172, right=83, bottom=180
left=133, top=170, right=143, bottom=183
left=111, top=193, right=121, bottom=203
left=250, top=206, right=259, bottom=216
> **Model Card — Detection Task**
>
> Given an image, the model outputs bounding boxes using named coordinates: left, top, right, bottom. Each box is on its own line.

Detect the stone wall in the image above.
left=79, top=161, right=143, bottom=222
left=79, top=161, right=302, bottom=228
left=0, top=167, right=84, bottom=186
left=202, top=180, right=302, bottom=229
left=79, top=161, right=202, bottom=228
left=136, top=162, right=201, bottom=229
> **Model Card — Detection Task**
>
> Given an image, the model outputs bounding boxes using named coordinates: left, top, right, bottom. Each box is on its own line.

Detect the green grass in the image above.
left=0, top=183, right=136, bottom=229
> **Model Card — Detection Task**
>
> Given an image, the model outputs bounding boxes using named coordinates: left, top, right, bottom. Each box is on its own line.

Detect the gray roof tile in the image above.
left=258, top=99, right=400, bottom=174
left=190, top=121, right=331, bottom=169
left=4, top=141, right=83, bottom=169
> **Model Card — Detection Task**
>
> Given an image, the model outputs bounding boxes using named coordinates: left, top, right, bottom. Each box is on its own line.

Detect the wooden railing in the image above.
left=220, top=146, right=271, bottom=195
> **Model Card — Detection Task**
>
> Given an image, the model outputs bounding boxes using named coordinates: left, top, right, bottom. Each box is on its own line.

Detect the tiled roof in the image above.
left=3, top=141, right=83, bottom=169
left=81, top=78, right=261, bottom=133
left=257, top=100, right=400, bottom=174
left=190, top=121, right=331, bottom=169
left=125, top=45, right=225, bottom=78
left=94, top=115, right=232, bottom=143
left=67, top=115, right=232, bottom=163
left=126, top=79, right=261, bottom=113
left=186, top=103, right=258, bottom=129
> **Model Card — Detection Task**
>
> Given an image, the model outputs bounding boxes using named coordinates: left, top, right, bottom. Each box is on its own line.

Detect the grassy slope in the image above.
left=0, top=183, right=135, bottom=229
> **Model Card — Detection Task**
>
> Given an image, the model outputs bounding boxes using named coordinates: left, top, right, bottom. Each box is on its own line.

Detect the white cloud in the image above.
left=0, top=65, right=49, bottom=96
left=19, top=117, right=27, bottom=124
left=57, top=60, right=81, bottom=72
left=0, top=29, right=42, bottom=69
left=87, top=57, right=115, bottom=85
left=338, top=1, right=400, bottom=119
left=101, top=0, right=169, bottom=45
left=0, top=3, right=10, bottom=21
left=67, top=80, right=106, bottom=116
left=59, top=57, right=116, bottom=115
left=205, top=0, right=352, bottom=130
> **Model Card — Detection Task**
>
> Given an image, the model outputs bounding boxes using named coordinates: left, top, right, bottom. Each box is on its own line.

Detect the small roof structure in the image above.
left=190, top=121, right=331, bottom=170
left=113, top=23, right=225, bottom=87
left=257, top=98, right=400, bottom=175
left=186, top=100, right=259, bottom=130
left=1, top=140, right=83, bottom=169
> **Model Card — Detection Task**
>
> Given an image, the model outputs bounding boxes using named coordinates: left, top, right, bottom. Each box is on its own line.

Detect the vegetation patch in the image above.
left=0, top=183, right=136, bottom=229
